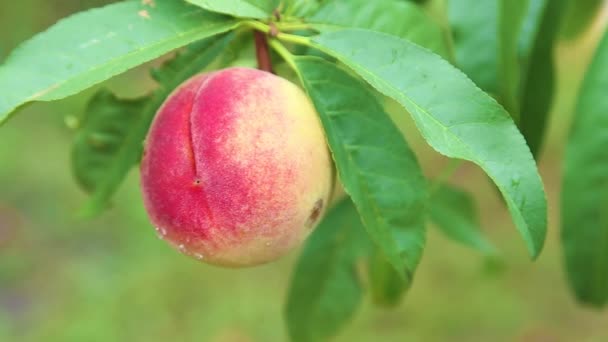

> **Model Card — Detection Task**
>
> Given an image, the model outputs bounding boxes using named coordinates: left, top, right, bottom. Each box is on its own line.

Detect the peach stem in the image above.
left=254, top=31, right=274, bottom=74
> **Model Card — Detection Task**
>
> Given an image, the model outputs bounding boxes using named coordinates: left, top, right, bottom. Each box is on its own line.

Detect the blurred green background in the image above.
left=1, top=1, right=608, bottom=341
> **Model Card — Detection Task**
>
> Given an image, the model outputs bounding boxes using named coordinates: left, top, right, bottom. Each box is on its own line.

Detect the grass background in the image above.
left=1, top=1, right=608, bottom=341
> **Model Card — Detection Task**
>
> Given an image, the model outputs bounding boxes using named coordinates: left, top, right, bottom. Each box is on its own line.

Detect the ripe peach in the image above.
left=140, top=67, right=333, bottom=267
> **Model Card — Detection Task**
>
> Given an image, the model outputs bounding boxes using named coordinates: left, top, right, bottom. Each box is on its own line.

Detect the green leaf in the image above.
left=561, top=29, right=608, bottom=308
left=498, top=0, right=529, bottom=120
left=519, top=0, right=566, bottom=157
left=205, top=30, right=257, bottom=69
left=430, top=185, right=496, bottom=255
left=294, top=56, right=428, bottom=279
left=561, top=0, right=603, bottom=39
left=185, top=0, right=278, bottom=18
left=0, top=0, right=237, bottom=125
left=368, top=247, right=409, bottom=307
left=81, top=33, right=235, bottom=216
left=283, top=0, right=322, bottom=17
left=448, top=0, right=499, bottom=93
left=285, top=199, right=370, bottom=342
left=518, top=0, right=548, bottom=57
left=72, top=90, right=148, bottom=193
left=312, top=29, right=547, bottom=258
left=309, top=0, right=448, bottom=57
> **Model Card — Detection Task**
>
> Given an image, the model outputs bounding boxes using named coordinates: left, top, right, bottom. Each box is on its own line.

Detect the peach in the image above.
left=140, top=67, right=333, bottom=267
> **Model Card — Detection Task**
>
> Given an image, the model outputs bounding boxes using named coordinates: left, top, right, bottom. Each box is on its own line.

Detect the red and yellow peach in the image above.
left=140, top=67, right=333, bottom=267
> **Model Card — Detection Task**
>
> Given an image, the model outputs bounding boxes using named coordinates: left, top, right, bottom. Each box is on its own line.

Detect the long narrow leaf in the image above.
left=448, top=0, right=499, bottom=93
left=309, top=0, right=448, bottom=57
left=72, top=90, right=148, bottom=193
left=498, top=0, right=529, bottom=120
left=312, top=29, right=547, bottom=258
left=185, top=0, right=278, bottom=18
left=294, top=56, right=428, bottom=279
left=368, top=247, right=409, bottom=307
left=562, top=29, right=608, bottom=308
left=286, top=199, right=370, bottom=342
left=520, top=0, right=566, bottom=157
left=0, top=0, right=237, bottom=124
left=561, top=0, right=603, bottom=39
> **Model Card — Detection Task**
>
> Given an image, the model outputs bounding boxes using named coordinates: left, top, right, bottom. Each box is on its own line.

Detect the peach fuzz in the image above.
left=140, top=67, right=333, bottom=267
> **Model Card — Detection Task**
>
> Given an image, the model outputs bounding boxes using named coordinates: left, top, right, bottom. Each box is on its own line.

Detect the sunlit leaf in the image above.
left=0, top=0, right=237, bottom=124
left=310, top=0, right=447, bottom=57
left=312, top=29, right=547, bottom=258
left=185, top=0, right=278, bottom=18
left=284, top=0, right=322, bottom=17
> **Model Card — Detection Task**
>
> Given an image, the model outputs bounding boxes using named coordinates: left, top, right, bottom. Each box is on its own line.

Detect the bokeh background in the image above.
left=1, top=1, right=608, bottom=341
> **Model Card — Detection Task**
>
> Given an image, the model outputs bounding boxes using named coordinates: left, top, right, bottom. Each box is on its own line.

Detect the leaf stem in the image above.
left=275, top=22, right=316, bottom=32
left=241, top=20, right=313, bottom=47
left=242, top=20, right=270, bottom=33
left=277, top=32, right=313, bottom=46
left=268, top=39, right=298, bottom=72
